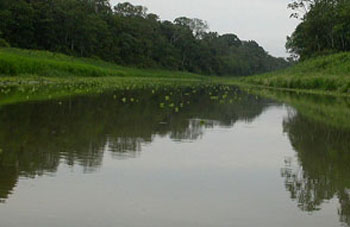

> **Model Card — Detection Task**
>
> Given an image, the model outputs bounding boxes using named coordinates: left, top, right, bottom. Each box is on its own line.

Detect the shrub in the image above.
left=0, top=38, right=10, bottom=48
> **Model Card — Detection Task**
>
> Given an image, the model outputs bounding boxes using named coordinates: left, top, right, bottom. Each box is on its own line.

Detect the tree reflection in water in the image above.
left=282, top=110, right=350, bottom=226
left=0, top=86, right=269, bottom=203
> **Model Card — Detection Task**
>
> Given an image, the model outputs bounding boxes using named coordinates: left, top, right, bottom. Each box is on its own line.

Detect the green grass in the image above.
left=0, top=47, right=217, bottom=105
left=2, top=47, right=350, bottom=107
left=240, top=52, right=350, bottom=95
left=0, top=48, right=206, bottom=79
left=0, top=76, right=216, bottom=106
left=0, top=47, right=349, bottom=135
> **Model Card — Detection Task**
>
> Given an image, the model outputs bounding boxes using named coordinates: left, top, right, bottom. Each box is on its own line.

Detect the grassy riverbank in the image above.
left=240, top=52, right=350, bottom=95
left=0, top=48, right=206, bottom=80
left=1, top=47, right=350, bottom=103
left=0, top=48, right=214, bottom=105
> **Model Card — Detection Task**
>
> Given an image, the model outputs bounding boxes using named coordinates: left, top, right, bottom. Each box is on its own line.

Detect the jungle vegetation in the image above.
left=239, top=0, right=350, bottom=95
left=0, top=0, right=289, bottom=77
left=240, top=52, right=350, bottom=94
left=286, top=0, right=350, bottom=60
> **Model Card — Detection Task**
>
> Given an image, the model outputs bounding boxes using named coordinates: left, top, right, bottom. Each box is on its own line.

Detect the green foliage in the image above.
left=0, top=0, right=289, bottom=76
left=0, top=51, right=118, bottom=77
left=287, top=0, right=350, bottom=59
left=0, top=38, right=9, bottom=47
left=0, top=30, right=9, bottom=47
left=0, top=48, right=206, bottom=79
left=241, top=52, right=350, bottom=94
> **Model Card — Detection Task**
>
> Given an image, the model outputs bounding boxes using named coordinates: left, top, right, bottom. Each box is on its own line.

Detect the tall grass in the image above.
left=0, top=48, right=206, bottom=79
left=241, top=52, right=350, bottom=94
left=0, top=48, right=223, bottom=105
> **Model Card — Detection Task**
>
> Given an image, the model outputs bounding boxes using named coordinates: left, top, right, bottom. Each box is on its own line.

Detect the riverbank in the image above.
left=0, top=48, right=207, bottom=80
left=1, top=48, right=350, bottom=104
left=239, top=52, right=350, bottom=96
left=0, top=48, right=214, bottom=105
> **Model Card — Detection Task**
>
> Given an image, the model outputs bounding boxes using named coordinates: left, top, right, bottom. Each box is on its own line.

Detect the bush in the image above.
left=0, top=38, right=10, bottom=48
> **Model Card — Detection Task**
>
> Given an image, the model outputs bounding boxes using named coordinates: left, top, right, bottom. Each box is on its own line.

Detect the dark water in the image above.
left=0, top=86, right=349, bottom=227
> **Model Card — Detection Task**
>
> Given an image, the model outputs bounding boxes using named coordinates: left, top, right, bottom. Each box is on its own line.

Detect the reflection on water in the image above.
left=0, top=86, right=350, bottom=227
left=0, top=87, right=268, bottom=203
left=282, top=110, right=350, bottom=225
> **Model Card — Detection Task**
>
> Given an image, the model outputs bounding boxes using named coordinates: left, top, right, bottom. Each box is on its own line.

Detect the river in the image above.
left=0, top=86, right=349, bottom=227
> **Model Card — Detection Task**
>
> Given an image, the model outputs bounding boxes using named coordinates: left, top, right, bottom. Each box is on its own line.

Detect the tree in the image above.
left=114, top=2, right=147, bottom=18
left=0, top=1, right=289, bottom=76
left=286, top=0, right=350, bottom=59
left=174, top=17, right=209, bottom=39
left=287, top=0, right=314, bottom=19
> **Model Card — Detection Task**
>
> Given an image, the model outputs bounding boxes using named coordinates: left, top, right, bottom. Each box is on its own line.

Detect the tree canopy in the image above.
left=0, top=0, right=290, bottom=76
left=286, top=0, right=350, bottom=60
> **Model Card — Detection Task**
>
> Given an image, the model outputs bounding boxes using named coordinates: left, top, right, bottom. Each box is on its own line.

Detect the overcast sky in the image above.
left=110, top=0, right=299, bottom=57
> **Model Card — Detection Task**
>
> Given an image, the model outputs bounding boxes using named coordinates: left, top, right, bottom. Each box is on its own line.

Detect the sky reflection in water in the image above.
left=0, top=87, right=349, bottom=227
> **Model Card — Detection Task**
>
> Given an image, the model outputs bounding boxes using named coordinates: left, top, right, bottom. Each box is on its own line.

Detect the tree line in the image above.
left=287, top=0, right=350, bottom=60
left=0, top=0, right=290, bottom=76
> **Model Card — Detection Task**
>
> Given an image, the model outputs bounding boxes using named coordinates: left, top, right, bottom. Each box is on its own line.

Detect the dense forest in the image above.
left=286, top=0, right=350, bottom=60
left=0, top=0, right=290, bottom=76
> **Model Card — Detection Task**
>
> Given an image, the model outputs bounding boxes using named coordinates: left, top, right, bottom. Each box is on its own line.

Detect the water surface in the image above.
left=0, top=86, right=349, bottom=227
